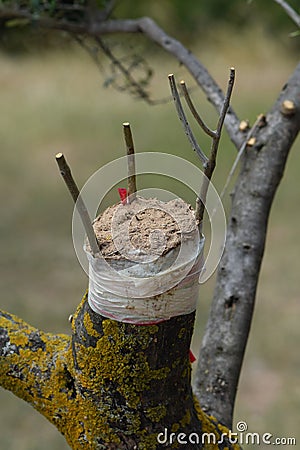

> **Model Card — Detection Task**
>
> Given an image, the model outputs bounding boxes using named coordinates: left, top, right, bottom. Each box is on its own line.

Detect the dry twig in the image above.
left=122, top=122, right=137, bottom=201
left=180, top=81, right=216, bottom=138
left=195, top=68, right=235, bottom=228
left=168, top=74, right=209, bottom=166
left=169, top=69, right=235, bottom=230
left=55, top=153, right=100, bottom=255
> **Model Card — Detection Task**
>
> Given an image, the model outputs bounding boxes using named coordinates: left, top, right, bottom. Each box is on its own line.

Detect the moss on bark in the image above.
left=0, top=294, right=240, bottom=449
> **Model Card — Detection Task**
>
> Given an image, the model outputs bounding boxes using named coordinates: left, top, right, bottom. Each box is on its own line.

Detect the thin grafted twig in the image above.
left=196, top=69, right=235, bottom=228
left=168, top=74, right=209, bottom=166
left=180, top=81, right=216, bottom=138
left=55, top=153, right=100, bottom=255
left=170, top=69, right=235, bottom=228
left=123, top=122, right=137, bottom=201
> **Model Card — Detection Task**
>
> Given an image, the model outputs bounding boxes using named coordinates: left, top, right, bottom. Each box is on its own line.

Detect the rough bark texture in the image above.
left=194, top=62, right=300, bottom=428
left=0, top=294, right=240, bottom=449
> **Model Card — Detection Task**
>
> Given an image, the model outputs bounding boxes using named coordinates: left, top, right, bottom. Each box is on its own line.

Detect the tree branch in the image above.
left=180, top=81, right=217, bottom=138
left=170, top=69, right=235, bottom=229
left=89, top=17, right=244, bottom=149
left=0, top=310, right=73, bottom=430
left=273, top=0, right=300, bottom=28
left=168, top=74, right=209, bottom=166
left=123, top=122, right=137, bottom=201
left=194, top=62, right=300, bottom=428
left=194, top=68, right=235, bottom=228
left=0, top=8, right=244, bottom=149
left=55, top=152, right=100, bottom=255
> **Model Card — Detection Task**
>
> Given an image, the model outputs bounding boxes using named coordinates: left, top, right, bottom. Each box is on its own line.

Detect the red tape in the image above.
left=118, top=188, right=128, bottom=204
left=189, top=350, right=196, bottom=363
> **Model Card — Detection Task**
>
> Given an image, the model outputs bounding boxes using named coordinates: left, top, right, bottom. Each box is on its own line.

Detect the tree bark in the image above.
left=1, top=295, right=240, bottom=449
left=194, top=62, right=300, bottom=428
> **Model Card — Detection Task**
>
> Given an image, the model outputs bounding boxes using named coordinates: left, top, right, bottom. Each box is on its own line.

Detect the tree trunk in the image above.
left=1, top=295, right=239, bottom=449
left=1, top=197, right=241, bottom=449
left=194, top=63, right=300, bottom=427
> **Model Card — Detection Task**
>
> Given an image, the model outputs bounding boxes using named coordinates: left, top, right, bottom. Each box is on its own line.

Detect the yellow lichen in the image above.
left=1, top=298, right=240, bottom=449
left=145, top=405, right=167, bottom=423
left=180, top=409, right=191, bottom=427
left=83, top=311, right=100, bottom=338
left=193, top=396, right=241, bottom=450
left=74, top=318, right=169, bottom=410
left=178, top=327, right=186, bottom=339
left=171, top=423, right=180, bottom=433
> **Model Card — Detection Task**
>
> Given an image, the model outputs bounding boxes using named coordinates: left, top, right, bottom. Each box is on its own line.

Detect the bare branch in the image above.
left=94, top=36, right=152, bottom=101
left=55, top=153, right=100, bottom=255
left=168, top=74, right=209, bottom=166
left=97, top=18, right=243, bottom=148
left=123, top=122, right=137, bottom=201
left=180, top=81, right=216, bottom=138
left=273, top=0, right=300, bottom=28
left=0, top=309, right=71, bottom=424
left=216, top=68, right=236, bottom=139
left=0, top=8, right=243, bottom=149
left=195, top=68, right=235, bottom=228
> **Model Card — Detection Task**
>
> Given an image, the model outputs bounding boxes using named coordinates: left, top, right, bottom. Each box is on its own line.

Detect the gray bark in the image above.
left=194, top=63, right=300, bottom=428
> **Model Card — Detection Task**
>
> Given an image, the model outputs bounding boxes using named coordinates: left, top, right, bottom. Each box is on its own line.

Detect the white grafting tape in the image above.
left=85, top=237, right=204, bottom=324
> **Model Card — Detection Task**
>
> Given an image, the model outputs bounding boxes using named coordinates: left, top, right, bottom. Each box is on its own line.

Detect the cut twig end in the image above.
left=281, top=99, right=296, bottom=116
left=239, top=120, right=250, bottom=132
left=229, top=68, right=236, bottom=81
left=247, top=137, right=256, bottom=147
left=55, top=152, right=69, bottom=176
left=55, top=152, right=100, bottom=255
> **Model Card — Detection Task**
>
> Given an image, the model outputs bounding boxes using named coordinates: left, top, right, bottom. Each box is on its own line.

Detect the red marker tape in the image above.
left=118, top=188, right=128, bottom=205
left=189, top=350, right=196, bottom=363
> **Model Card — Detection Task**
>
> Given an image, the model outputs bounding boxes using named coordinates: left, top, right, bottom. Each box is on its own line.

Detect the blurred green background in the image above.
left=0, top=1, right=300, bottom=449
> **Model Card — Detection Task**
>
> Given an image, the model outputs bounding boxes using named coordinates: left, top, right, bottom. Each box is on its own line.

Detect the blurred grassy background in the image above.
left=0, top=24, right=299, bottom=449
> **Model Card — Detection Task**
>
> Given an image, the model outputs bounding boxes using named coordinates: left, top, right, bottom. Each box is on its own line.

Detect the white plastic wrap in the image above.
left=85, top=237, right=204, bottom=324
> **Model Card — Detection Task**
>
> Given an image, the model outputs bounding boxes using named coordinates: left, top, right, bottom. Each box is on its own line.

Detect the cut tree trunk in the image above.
left=0, top=197, right=240, bottom=449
